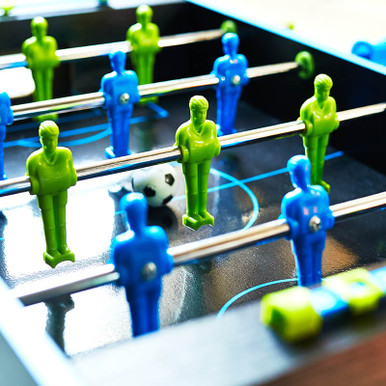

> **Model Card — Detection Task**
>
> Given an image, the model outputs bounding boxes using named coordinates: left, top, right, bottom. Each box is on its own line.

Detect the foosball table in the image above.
left=0, top=1, right=385, bottom=385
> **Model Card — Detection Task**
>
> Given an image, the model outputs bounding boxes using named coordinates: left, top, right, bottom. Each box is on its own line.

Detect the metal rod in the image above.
left=10, top=191, right=386, bottom=306
left=0, top=28, right=225, bottom=70
left=0, top=103, right=384, bottom=196
left=12, top=62, right=300, bottom=120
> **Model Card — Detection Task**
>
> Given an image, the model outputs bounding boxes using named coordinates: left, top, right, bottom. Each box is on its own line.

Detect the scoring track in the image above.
left=2, top=90, right=385, bottom=356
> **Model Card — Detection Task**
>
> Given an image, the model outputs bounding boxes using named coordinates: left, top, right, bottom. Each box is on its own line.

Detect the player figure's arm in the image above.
left=100, top=78, right=112, bottom=109
left=6, top=96, right=13, bottom=125
left=208, top=121, right=221, bottom=157
left=280, top=196, right=299, bottom=239
left=21, top=40, right=34, bottom=69
left=48, top=37, right=60, bottom=68
left=212, top=58, right=227, bottom=87
left=130, top=72, right=141, bottom=104
left=299, top=102, right=313, bottom=136
left=331, top=97, right=340, bottom=131
left=150, top=24, right=161, bottom=53
left=240, top=56, right=250, bottom=86
left=175, top=123, right=189, bottom=163
left=110, top=243, right=131, bottom=287
left=65, top=148, right=77, bottom=187
left=26, top=157, right=40, bottom=195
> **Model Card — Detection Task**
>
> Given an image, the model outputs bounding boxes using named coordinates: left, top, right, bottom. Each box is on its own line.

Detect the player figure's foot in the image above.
left=217, top=126, right=236, bottom=137
left=182, top=213, right=203, bottom=231
left=320, top=180, right=331, bottom=194
left=198, top=210, right=214, bottom=226
left=105, top=146, right=131, bottom=159
left=44, top=247, right=75, bottom=268
left=0, top=173, right=7, bottom=181
left=43, top=249, right=63, bottom=268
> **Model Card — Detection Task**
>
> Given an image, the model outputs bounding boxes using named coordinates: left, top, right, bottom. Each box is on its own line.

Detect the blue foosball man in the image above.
left=100, top=51, right=140, bottom=158
left=211, top=32, right=249, bottom=136
left=0, top=91, right=13, bottom=180
left=111, top=193, right=174, bottom=337
left=280, top=155, right=335, bottom=287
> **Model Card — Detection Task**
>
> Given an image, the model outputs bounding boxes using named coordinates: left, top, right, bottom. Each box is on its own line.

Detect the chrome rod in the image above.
left=12, top=62, right=300, bottom=120
left=0, top=28, right=225, bottom=70
left=10, top=191, right=386, bottom=306
left=0, top=103, right=384, bottom=196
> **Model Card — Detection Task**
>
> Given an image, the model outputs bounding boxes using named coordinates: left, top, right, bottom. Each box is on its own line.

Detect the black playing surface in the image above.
left=2, top=90, right=385, bottom=358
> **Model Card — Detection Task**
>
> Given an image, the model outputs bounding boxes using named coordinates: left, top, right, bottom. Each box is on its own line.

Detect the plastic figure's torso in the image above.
left=113, top=227, right=171, bottom=293
left=128, top=24, right=160, bottom=54
left=300, top=96, right=338, bottom=137
left=22, top=37, right=58, bottom=70
left=102, top=71, right=138, bottom=112
left=176, top=120, right=220, bottom=163
left=283, top=186, right=330, bottom=237
left=214, top=54, right=248, bottom=89
left=26, top=147, right=76, bottom=195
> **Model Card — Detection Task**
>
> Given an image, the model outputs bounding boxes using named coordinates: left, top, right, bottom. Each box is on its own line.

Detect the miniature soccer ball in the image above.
left=131, top=164, right=177, bottom=207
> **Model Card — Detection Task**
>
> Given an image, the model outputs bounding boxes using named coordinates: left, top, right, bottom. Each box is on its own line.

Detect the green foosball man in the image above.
left=175, top=95, right=221, bottom=231
left=299, top=74, right=340, bottom=193
left=26, top=121, right=77, bottom=268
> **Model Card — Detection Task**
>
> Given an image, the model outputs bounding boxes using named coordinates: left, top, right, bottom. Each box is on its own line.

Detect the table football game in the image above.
left=0, top=1, right=385, bottom=385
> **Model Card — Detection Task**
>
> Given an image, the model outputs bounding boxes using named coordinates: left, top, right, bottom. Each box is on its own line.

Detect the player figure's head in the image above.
left=31, top=16, right=48, bottom=40
left=314, top=74, right=333, bottom=103
left=222, top=33, right=239, bottom=58
left=136, top=4, right=153, bottom=27
left=189, top=95, right=209, bottom=128
left=121, top=193, right=148, bottom=234
left=110, top=51, right=126, bottom=74
left=39, top=120, right=59, bottom=156
left=287, top=155, right=311, bottom=190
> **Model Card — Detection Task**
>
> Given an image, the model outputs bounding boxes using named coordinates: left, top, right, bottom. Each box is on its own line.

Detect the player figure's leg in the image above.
left=118, top=109, right=133, bottom=156
left=147, top=284, right=162, bottom=333
left=32, top=70, right=44, bottom=102
left=316, top=135, right=331, bottom=193
left=303, top=136, right=318, bottom=186
left=128, top=293, right=149, bottom=337
left=44, top=69, right=54, bottom=101
left=182, top=163, right=202, bottom=230
left=0, top=128, right=6, bottom=180
left=54, top=191, right=75, bottom=264
left=198, top=160, right=214, bottom=226
left=292, top=237, right=315, bottom=286
left=105, top=110, right=120, bottom=158
left=311, top=233, right=326, bottom=285
left=218, top=88, right=240, bottom=136
left=38, top=195, right=62, bottom=266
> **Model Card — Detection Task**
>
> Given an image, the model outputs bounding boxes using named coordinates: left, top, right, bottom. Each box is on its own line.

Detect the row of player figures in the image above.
left=0, top=4, right=362, bottom=338
left=18, top=72, right=338, bottom=335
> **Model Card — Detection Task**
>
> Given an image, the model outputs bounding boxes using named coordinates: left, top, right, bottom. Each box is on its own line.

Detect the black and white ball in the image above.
left=131, top=164, right=177, bottom=207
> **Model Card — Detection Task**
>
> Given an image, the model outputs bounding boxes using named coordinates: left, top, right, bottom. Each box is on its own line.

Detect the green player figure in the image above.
left=26, top=121, right=77, bottom=268
left=299, top=74, right=339, bottom=193
left=127, top=4, right=160, bottom=98
left=175, top=95, right=221, bottom=230
left=22, top=17, right=59, bottom=106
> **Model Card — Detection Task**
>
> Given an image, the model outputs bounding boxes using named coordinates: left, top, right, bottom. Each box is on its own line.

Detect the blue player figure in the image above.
left=280, top=155, right=335, bottom=287
left=111, top=193, right=174, bottom=337
left=211, top=33, right=249, bottom=136
left=100, top=51, right=140, bottom=158
left=0, top=92, right=14, bottom=180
